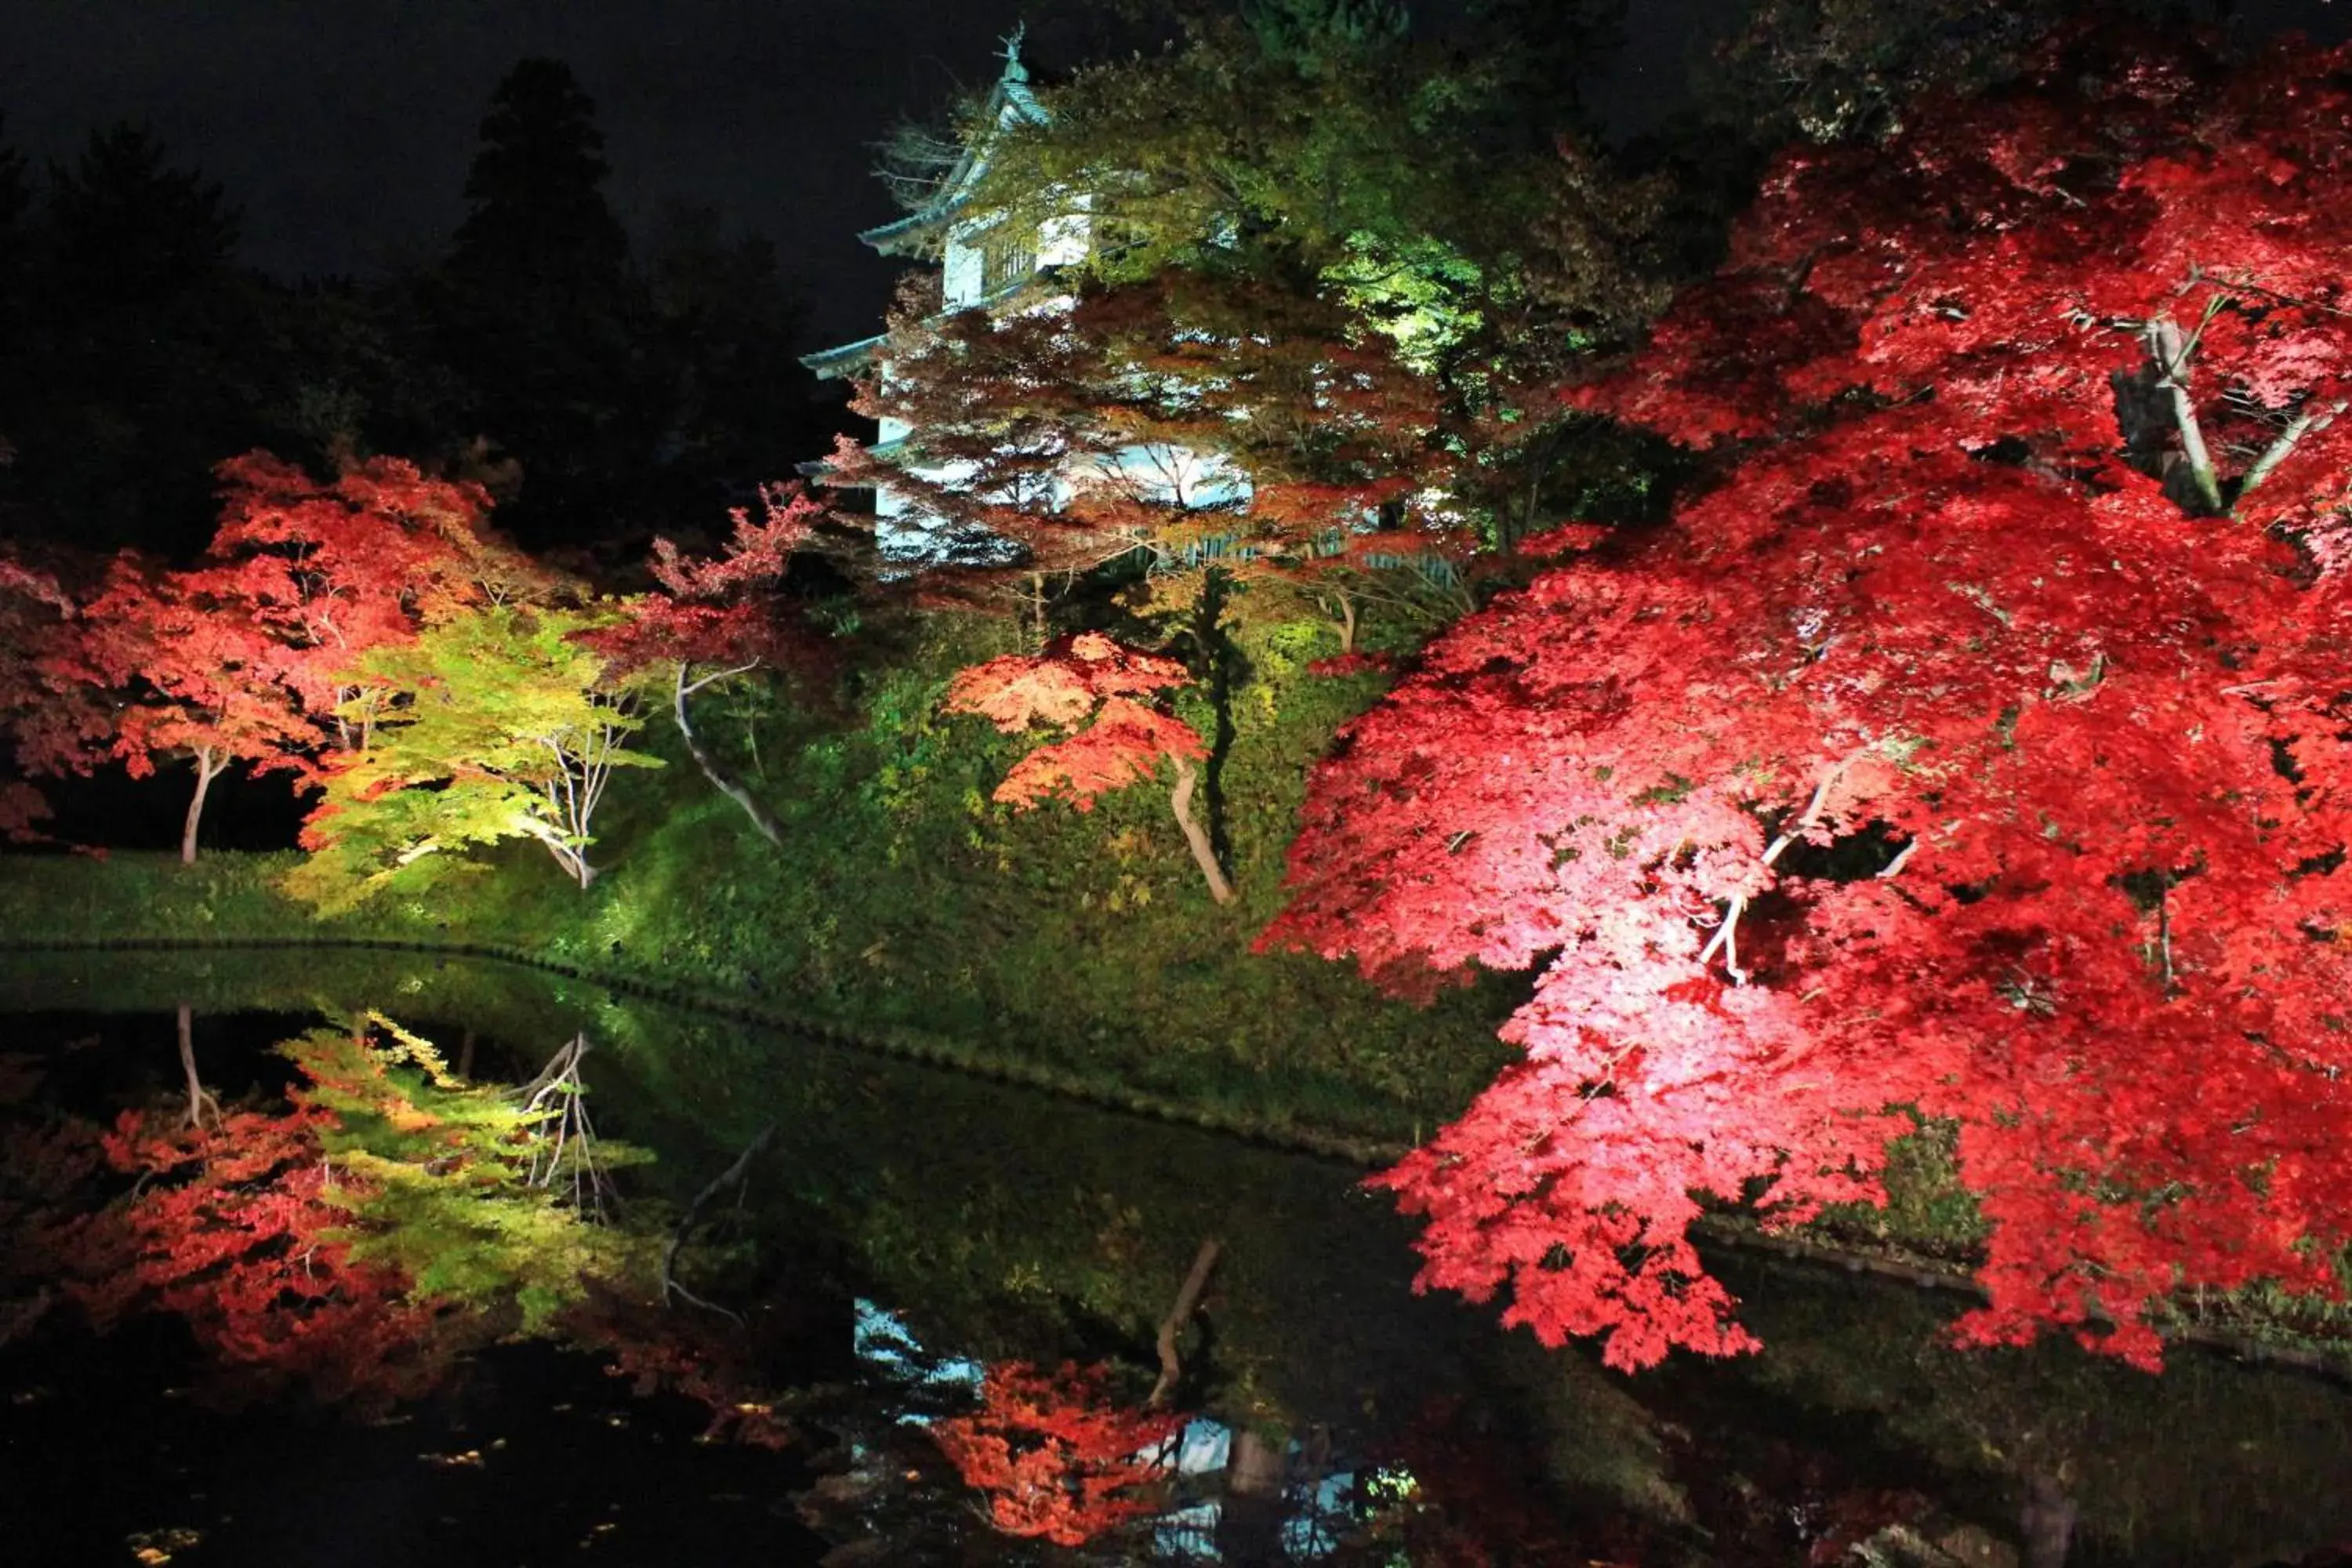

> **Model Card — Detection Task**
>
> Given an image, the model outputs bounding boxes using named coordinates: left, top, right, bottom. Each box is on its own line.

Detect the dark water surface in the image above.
left=4, top=949, right=2351, bottom=1566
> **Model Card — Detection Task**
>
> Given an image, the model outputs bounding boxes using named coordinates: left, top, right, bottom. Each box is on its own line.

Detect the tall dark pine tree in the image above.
left=640, top=200, right=836, bottom=514
left=449, top=60, right=630, bottom=292
left=47, top=125, right=240, bottom=310
left=5, top=125, right=267, bottom=552
left=0, top=116, right=26, bottom=472
left=440, top=59, right=652, bottom=550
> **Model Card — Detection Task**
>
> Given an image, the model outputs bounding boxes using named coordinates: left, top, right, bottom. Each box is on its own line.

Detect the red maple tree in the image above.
left=946, top=630, right=1233, bottom=902
left=31, top=455, right=535, bottom=863
left=930, top=1360, right=1181, bottom=1548
left=65, top=554, right=318, bottom=865
left=201, top=451, right=543, bottom=750
left=1265, top=32, right=2352, bottom=1370
left=581, top=482, right=826, bottom=845
left=0, top=550, right=100, bottom=841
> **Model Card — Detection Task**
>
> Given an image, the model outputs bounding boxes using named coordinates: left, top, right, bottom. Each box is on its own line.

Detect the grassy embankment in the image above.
left=0, top=612, right=1520, bottom=1159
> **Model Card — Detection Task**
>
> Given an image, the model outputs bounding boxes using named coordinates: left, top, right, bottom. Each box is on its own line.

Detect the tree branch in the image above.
left=1699, top=755, right=1857, bottom=984
left=1168, top=753, right=1234, bottom=904
left=1149, top=1238, right=1221, bottom=1410
left=2147, top=314, right=2226, bottom=514
left=663, top=1123, right=777, bottom=1323
left=674, top=662, right=786, bottom=847
left=2237, top=398, right=2347, bottom=508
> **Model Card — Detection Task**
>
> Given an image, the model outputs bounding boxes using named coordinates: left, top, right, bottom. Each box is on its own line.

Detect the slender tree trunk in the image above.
left=1334, top=591, right=1357, bottom=655
left=1149, top=1239, right=1221, bottom=1409
left=1196, top=568, right=1237, bottom=877
left=1026, top=572, right=1048, bottom=649
left=674, top=663, right=784, bottom=847
left=1170, top=755, right=1234, bottom=904
left=178, top=1002, right=218, bottom=1129
left=181, top=748, right=227, bottom=866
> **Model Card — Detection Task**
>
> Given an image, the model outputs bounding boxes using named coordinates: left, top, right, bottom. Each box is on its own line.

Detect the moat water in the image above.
left=3, top=948, right=2350, bottom=1566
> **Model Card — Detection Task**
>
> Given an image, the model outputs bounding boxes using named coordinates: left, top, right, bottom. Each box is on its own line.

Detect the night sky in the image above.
left=4, top=1, right=2348, bottom=351
left=0, top=0, right=1744, bottom=352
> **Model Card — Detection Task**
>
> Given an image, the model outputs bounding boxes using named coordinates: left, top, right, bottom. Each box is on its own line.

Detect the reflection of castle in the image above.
left=800, top=34, right=1247, bottom=562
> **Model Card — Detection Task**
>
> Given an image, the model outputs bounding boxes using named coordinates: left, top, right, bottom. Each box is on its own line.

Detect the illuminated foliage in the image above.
left=201, top=450, right=546, bottom=749
left=0, top=551, right=93, bottom=841
left=833, top=3, right=1661, bottom=604
left=64, top=1094, right=454, bottom=1410
left=289, top=1019, right=654, bottom=1332
left=67, top=553, right=317, bottom=865
left=16, top=454, right=537, bottom=861
left=1266, top=37, right=2352, bottom=1370
left=286, top=604, right=660, bottom=910
left=9, top=1014, right=808, bottom=1443
left=931, top=1360, right=1181, bottom=1548
left=582, top=483, right=826, bottom=845
left=946, top=631, right=1232, bottom=902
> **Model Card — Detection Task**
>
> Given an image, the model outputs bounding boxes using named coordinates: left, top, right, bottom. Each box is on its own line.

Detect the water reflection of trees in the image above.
left=0, top=1011, right=794, bottom=1440
left=9, top=982, right=2352, bottom=1563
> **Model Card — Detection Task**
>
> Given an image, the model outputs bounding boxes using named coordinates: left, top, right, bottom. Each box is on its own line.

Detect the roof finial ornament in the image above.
left=998, top=20, right=1029, bottom=82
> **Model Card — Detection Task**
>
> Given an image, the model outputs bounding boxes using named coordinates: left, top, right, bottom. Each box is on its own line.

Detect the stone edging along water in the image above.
left=7, top=931, right=2349, bottom=1379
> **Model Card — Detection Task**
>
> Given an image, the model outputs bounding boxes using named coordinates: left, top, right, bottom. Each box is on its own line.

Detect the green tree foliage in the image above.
left=292, top=1018, right=655, bottom=1334
left=1241, top=0, right=1408, bottom=73
left=286, top=604, right=661, bottom=911
left=869, top=10, right=1666, bottom=563
left=1700, top=0, right=2239, bottom=149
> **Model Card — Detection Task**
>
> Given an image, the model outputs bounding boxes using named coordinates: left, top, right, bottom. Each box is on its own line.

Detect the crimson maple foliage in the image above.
left=66, top=554, right=318, bottom=865
left=0, top=551, right=96, bottom=841
left=1266, top=34, right=2352, bottom=1370
left=201, top=451, right=541, bottom=748
left=33, top=455, right=533, bottom=863
left=946, top=631, right=1234, bottom=902
left=61, top=1104, right=450, bottom=1410
left=930, top=1360, right=1181, bottom=1548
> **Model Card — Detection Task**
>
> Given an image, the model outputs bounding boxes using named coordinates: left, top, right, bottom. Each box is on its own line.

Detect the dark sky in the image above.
left=1, top=2, right=1052, bottom=348
left=5, top=1, right=2347, bottom=351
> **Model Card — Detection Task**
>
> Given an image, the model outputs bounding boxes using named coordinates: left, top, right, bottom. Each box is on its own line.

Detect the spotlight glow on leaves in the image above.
left=1265, top=36, right=2352, bottom=1370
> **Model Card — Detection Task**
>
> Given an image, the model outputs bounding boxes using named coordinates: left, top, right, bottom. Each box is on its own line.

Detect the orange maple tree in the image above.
left=946, top=630, right=1233, bottom=902
left=1266, top=31, right=2352, bottom=1370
